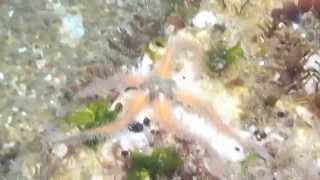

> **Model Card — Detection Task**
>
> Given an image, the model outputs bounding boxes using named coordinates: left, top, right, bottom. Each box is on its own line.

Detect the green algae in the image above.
left=144, top=38, right=166, bottom=61
left=128, top=147, right=183, bottom=180
left=240, top=153, right=259, bottom=176
left=65, top=99, right=118, bottom=130
left=128, top=168, right=151, bottom=180
left=206, top=41, right=245, bottom=73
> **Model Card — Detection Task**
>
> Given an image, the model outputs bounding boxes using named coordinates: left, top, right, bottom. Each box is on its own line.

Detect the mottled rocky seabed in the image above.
left=1, top=0, right=320, bottom=180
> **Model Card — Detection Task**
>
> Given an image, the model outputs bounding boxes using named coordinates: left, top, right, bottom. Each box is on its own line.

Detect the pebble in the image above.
left=12, top=106, right=19, bottom=112
left=253, top=129, right=267, bottom=141
left=52, top=143, right=68, bottom=158
left=0, top=72, right=4, bottom=80
left=44, top=74, right=53, bottom=81
left=192, top=11, right=217, bottom=28
left=8, top=9, right=14, bottom=17
left=128, top=122, right=144, bottom=133
left=18, top=47, right=27, bottom=53
left=36, top=59, right=47, bottom=69
left=143, top=117, right=150, bottom=126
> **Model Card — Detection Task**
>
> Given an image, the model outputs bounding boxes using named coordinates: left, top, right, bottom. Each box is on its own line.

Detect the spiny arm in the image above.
left=152, top=94, right=178, bottom=131
left=154, top=33, right=205, bottom=79
left=74, top=73, right=145, bottom=100
left=154, top=48, right=174, bottom=79
left=175, top=90, right=272, bottom=160
left=57, top=73, right=145, bottom=118
left=175, top=90, right=242, bottom=142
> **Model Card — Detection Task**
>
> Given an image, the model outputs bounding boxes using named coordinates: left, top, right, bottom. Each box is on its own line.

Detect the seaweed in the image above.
left=206, top=41, right=244, bottom=74
left=65, top=99, right=119, bottom=130
left=128, top=147, right=183, bottom=179
left=240, top=153, right=259, bottom=177
left=144, top=38, right=166, bottom=61
left=127, top=168, right=151, bottom=180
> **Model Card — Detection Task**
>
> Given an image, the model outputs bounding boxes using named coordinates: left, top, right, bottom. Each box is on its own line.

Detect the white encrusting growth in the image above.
left=48, top=0, right=85, bottom=47
left=59, top=13, right=85, bottom=46
left=192, top=11, right=217, bottom=28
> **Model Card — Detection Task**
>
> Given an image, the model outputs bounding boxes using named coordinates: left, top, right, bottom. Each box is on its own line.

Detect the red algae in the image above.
left=298, top=0, right=313, bottom=12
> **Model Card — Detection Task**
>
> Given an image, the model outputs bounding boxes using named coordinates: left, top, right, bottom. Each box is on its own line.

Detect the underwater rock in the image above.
left=0, top=142, right=19, bottom=175
left=59, top=13, right=85, bottom=47
left=51, top=143, right=68, bottom=159
left=192, top=11, right=217, bottom=28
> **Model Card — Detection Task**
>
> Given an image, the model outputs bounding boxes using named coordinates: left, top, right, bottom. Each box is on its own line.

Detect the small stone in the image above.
left=21, top=111, right=27, bottom=116
left=36, top=59, right=47, bottom=69
left=8, top=9, right=14, bottom=17
left=128, top=122, right=144, bottom=133
left=254, top=129, right=267, bottom=141
left=44, top=74, right=53, bottom=81
left=52, top=143, right=68, bottom=158
left=18, top=47, right=27, bottom=53
left=121, top=150, right=129, bottom=157
left=0, top=72, right=4, bottom=80
left=143, top=117, right=150, bottom=126
left=277, top=111, right=286, bottom=118
left=192, top=11, right=217, bottom=28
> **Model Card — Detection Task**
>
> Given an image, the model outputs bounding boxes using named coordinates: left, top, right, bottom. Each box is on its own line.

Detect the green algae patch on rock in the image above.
left=225, top=42, right=244, bottom=65
left=240, top=153, right=260, bottom=176
left=144, top=38, right=166, bottom=61
left=127, top=168, right=151, bottom=180
left=65, top=100, right=118, bottom=130
left=129, top=147, right=183, bottom=179
left=206, top=41, right=245, bottom=74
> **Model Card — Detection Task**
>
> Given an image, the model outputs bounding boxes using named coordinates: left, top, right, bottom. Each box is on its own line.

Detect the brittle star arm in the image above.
left=152, top=94, right=178, bottom=131
left=74, top=72, right=145, bottom=100
left=176, top=90, right=273, bottom=160
left=154, top=48, right=174, bottom=79
left=175, top=90, right=242, bottom=142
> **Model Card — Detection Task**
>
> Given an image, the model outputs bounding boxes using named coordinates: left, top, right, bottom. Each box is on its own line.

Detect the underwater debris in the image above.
left=128, top=147, right=183, bottom=179
left=262, top=27, right=313, bottom=92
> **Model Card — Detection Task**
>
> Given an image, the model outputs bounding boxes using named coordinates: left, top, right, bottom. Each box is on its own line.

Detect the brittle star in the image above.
left=57, top=33, right=271, bottom=161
